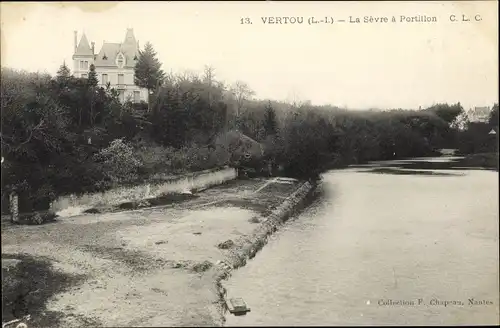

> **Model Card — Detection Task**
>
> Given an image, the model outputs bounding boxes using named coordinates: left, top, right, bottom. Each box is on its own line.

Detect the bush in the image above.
left=457, top=122, right=497, bottom=154
left=92, top=138, right=142, bottom=186
left=134, top=142, right=225, bottom=179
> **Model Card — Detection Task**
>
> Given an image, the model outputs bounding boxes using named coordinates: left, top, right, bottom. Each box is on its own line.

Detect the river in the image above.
left=223, top=158, right=499, bottom=326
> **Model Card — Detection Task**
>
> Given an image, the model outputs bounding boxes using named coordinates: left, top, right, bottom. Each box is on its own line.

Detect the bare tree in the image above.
left=176, top=69, right=198, bottom=84
left=202, top=65, right=216, bottom=85
left=163, top=70, right=177, bottom=86
left=230, top=81, right=255, bottom=118
left=286, top=90, right=308, bottom=110
left=202, top=65, right=216, bottom=106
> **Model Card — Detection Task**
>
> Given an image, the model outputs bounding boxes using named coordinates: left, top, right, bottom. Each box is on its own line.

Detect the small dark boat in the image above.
left=226, top=297, right=251, bottom=315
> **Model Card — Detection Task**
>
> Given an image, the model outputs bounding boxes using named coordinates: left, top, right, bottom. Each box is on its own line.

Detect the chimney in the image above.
left=74, top=31, right=77, bottom=52
left=91, top=42, right=95, bottom=55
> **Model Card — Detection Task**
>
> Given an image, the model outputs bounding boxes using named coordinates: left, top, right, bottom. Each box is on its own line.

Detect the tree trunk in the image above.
left=147, top=88, right=151, bottom=112
left=90, top=88, right=95, bottom=126
left=9, top=192, right=19, bottom=224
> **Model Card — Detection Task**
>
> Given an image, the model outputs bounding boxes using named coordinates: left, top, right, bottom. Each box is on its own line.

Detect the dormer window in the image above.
left=103, top=54, right=108, bottom=60
left=116, top=52, right=125, bottom=68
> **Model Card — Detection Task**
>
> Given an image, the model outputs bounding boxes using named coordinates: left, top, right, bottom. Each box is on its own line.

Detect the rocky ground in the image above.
left=1, top=177, right=302, bottom=327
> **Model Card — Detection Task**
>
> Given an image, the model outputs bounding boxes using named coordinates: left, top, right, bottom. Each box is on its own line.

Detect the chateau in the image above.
left=72, top=28, right=148, bottom=103
left=467, top=106, right=491, bottom=123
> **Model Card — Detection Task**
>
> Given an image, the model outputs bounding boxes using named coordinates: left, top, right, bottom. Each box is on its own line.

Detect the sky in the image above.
left=1, top=1, right=498, bottom=110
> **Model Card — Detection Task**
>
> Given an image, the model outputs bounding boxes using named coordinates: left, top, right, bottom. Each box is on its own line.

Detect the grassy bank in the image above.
left=460, top=152, right=499, bottom=170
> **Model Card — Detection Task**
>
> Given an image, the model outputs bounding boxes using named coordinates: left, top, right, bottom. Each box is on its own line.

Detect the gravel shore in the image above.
left=2, top=177, right=307, bottom=327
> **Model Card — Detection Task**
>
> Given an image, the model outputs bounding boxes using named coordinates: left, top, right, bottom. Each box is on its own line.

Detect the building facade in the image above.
left=467, top=106, right=491, bottom=123
left=72, top=29, right=149, bottom=103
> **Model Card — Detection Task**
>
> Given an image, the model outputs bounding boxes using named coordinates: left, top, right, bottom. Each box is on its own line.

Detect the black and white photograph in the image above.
left=1, top=1, right=498, bottom=327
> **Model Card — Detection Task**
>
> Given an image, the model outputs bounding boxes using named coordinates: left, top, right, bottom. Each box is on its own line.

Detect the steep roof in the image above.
left=467, top=106, right=491, bottom=122
left=74, top=33, right=93, bottom=57
left=93, top=29, right=139, bottom=68
left=473, top=106, right=490, bottom=115
left=123, top=28, right=137, bottom=46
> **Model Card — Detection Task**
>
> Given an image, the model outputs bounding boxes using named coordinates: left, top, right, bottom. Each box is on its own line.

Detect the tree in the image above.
left=87, top=64, right=98, bottom=126
left=263, top=101, right=278, bottom=137
left=286, top=90, right=307, bottom=109
left=230, top=81, right=255, bottom=119
left=426, top=102, right=463, bottom=125
left=202, top=65, right=216, bottom=86
left=134, top=42, right=165, bottom=111
left=450, top=109, right=470, bottom=131
left=200, top=65, right=229, bottom=134
left=202, top=65, right=216, bottom=106
left=56, top=62, right=71, bottom=83
left=88, top=64, right=98, bottom=87
left=488, top=103, right=499, bottom=127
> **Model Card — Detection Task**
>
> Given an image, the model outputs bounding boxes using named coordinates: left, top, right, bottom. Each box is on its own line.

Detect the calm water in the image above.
left=224, top=159, right=499, bottom=326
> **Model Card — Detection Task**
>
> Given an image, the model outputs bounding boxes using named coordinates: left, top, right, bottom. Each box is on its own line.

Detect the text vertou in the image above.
left=242, top=15, right=440, bottom=25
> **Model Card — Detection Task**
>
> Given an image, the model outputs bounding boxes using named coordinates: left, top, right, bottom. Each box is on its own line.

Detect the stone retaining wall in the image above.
left=211, top=180, right=317, bottom=323
left=50, top=166, right=237, bottom=217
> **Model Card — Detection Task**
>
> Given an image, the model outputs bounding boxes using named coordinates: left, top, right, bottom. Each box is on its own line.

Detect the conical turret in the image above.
left=123, top=28, right=137, bottom=46
left=73, top=32, right=94, bottom=58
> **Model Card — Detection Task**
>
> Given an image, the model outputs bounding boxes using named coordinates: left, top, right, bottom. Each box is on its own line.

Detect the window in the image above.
left=80, top=60, right=89, bottom=70
left=118, top=74, right=124, bottom=85
left=101, top=74, right=108, bottom=84
left=119, top=90, right=125, bottom=102
left=116, top=53, right=125, bottom=68
left=81, top=73, right=88, bottom=78
left=133, top=91, right=140, bottom=103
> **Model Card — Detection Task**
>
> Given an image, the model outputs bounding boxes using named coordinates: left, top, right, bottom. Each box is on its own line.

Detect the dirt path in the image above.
left=1, top=178, right=301, bottom=327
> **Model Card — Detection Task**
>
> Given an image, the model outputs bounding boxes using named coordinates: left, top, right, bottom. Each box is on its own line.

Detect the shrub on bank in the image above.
left=134, top=141, right=227, bottom=178
left=260, top=105, right=452, bottom=178
left=92, top=138, right=142, bottom=187
left=461, top=152, right=499, bottom=170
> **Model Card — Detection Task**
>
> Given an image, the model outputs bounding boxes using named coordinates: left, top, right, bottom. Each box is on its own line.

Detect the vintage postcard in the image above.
left=1, top=1, right=498, bottom=327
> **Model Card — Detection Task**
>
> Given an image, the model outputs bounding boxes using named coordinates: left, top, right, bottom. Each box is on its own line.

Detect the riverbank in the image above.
left=459, top=152, right=498, bottom=170
left=1, top=176, right=316, bottom=327
left=209, top=180, right=317, bottom=324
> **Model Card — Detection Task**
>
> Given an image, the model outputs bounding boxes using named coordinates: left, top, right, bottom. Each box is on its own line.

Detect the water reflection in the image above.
left=359, top=168, right=465, bottom=176
left=349, top=155, right=496, bottom=172
left=223, top=157, right=499, bottom=326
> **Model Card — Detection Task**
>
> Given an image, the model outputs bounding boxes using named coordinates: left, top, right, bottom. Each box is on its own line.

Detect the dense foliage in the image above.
left=455, top=103, right=498, bottom=155
left=1, top=58, right=497, bottom=212
left=134, top=42, right=165, bottom=94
